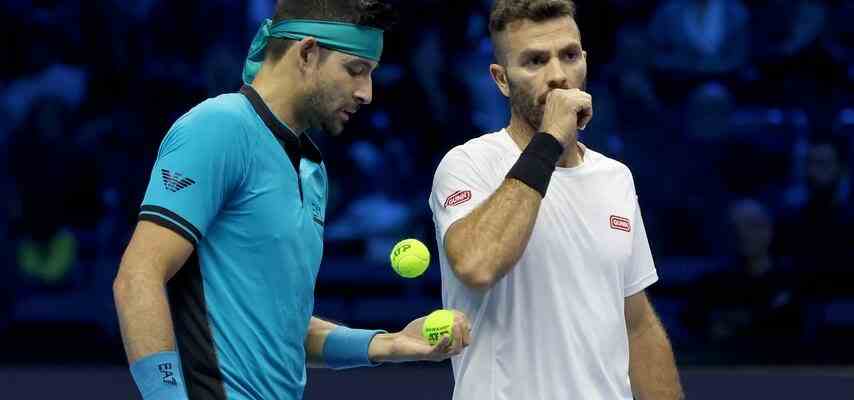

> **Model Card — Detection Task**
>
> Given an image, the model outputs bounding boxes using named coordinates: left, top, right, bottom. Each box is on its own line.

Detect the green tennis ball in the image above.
left=390, top=238, right=430, bottom=278
left=422, top=309, right=455, bottom=346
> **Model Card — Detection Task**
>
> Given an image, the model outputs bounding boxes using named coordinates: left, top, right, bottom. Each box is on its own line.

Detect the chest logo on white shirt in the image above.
left=609, top=215, right=631, bottom=232
left=444, top=190, right=472, bottom=207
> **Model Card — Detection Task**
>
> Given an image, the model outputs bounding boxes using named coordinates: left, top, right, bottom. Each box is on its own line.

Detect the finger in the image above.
left=461, top=320, right=472, bottom=347
left=448, top=321, right=464, bottom=354
left=579, top=109, right=593, bottom=130
left=437, top=337, right=455, bottom=359
left=432, top=334, right=451, bottom=354
left=546, top=87, right=573, bottom=103
left=541, top=89, right=555, bottom=105
left=573, top=91, right=592, bottom=107
left=453, top=311, right=469, bottom=347
left=578, top=99, right=593, bottom=130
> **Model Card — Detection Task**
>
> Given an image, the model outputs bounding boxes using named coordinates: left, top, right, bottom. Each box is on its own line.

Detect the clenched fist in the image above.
left=539, top=88, right=593, bottom=148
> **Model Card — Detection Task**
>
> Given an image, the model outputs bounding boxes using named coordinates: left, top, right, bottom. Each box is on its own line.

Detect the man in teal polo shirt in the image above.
left=112, top=1, right=471, bottom=399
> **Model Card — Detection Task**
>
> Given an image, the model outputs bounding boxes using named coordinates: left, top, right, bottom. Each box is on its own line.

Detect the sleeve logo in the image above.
left=444, top=190, right=472, bottom=207
left=158, top=362, right=178, bottom=386
left=609, top=215, right=631, bottom=232
left=161, top=169, right=196, bottom=192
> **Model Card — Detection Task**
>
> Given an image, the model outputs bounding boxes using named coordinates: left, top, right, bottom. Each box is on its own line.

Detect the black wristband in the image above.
left=506, top=132, right=564, bottom=197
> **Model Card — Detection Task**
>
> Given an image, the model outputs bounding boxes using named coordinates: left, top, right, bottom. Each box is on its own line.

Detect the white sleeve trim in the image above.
left=623, top=270, right=658, bottom=297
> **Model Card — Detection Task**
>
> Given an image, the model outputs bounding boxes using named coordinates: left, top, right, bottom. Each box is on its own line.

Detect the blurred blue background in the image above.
left=0, top=0, right=852, bottom=398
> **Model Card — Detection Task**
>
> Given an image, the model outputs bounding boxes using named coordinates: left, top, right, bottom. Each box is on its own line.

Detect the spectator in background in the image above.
left=684, top=81, right=733, bottom=143
left=823, top=1, right=854, bottom=83
left=651, top=83, right=732, bottom=256
left=750, top=0, right=829, bottom=105
left=456, top=1, right=510, bottom=134
left=606, top=25, right=662, bottom=133
left=325, top=136, right=418, bottom=263
left=752, top=0, right=826, bottom=62
left=684, top=199, right=804, bottom=364
left=778, top=135, right=853, bottom=297
left=0, top=143, right=12, bottom=333
left=834, top=108, right=854, bottom=174
left=649, top=0, right=750, bottom=77
left=202, top=44, right=243, bottom=98
left=6, top=96, right=100, bottom=291
left=0, top=64, right=87, bottom=142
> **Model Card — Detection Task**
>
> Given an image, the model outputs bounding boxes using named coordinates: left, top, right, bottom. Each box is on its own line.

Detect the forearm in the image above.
left=305, top=317, right=389, bottom=369
left=446, top=178, right=542, bottom=288
left=114, top=272, right=177, bottom=364
left=305, top=317, right=339, bottom=368
left=629, top=317, right=683, bottom=400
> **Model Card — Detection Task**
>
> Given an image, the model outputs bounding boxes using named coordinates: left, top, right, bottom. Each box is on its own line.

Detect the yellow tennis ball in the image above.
left=422, top=309, right=455, bottom=346
left=390, top=238, right=430, bottom=278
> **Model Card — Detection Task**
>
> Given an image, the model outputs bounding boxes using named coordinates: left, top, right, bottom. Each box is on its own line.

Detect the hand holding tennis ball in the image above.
left=373, top=309, right=471, bottom=363
left=422, top=309, right=455, bottom=346
left=390, top=239, right=430, bottom=278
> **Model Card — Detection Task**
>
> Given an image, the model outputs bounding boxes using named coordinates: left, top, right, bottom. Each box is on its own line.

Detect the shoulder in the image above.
left=585, top=146, right=635, bottom=184
left=436, top=131, right=512, bottom=171
left=173, top=93, right=252, bottom=136
left=161, top=93, right=254, bottom=154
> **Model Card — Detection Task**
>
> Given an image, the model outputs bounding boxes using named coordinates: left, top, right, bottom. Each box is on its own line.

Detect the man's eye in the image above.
left=564, top=52, right=580, bottom=61
left=527, top=57, right=546, bottom=66
left=348, top=66, right=365, bottom=76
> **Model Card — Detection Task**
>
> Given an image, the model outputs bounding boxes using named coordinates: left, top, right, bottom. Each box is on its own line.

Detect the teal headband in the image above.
left=243, top=18, right=384, bottom=84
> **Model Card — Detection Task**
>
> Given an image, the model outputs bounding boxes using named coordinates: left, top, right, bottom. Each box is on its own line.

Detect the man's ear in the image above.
left=296, top=37, right=321, bottom=72
left=490, top=63, right=510, bottom=98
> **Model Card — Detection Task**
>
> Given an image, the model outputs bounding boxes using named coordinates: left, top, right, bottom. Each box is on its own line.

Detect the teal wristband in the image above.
left=322, top=327, right=385, bottom=370
left=129, top=351, right=188, bottom=400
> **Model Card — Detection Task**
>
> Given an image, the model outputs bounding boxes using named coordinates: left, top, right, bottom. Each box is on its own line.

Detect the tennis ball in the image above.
left=390, top=238, right=430, bottom=278
left=422, top=309, right=455, bottom=346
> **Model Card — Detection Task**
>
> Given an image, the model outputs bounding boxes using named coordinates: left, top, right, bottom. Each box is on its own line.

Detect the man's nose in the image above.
left=545, top=58, right=568, bottom=89
left=355, top=78, right=373, bottom=105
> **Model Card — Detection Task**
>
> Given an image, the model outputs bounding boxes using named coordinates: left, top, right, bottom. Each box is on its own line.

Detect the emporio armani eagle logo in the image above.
left=161, top=169, right=196, bottom=192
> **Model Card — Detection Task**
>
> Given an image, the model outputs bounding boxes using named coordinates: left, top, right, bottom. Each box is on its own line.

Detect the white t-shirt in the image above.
left=429, top=129, right=658, bottom=400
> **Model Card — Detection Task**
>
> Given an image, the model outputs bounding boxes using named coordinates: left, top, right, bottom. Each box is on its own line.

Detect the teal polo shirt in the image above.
left=139, top=85, right=326, bottom=400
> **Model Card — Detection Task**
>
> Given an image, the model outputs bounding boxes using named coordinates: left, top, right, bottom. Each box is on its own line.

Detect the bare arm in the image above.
left=305, top=312, right=471, bottom=368
left=444, top=179, right=543, bottom=290
left=305, top=317, right=339, bottom=368
left=625, top=291, right=684, bottom=400
left=443, top=89, right=592, bottom=291
left=113, top=221, right=193, bottom=363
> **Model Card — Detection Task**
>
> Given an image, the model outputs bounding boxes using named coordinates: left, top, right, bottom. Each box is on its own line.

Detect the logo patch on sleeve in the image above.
left=162, top=169, right=196, bottom=192
left=609, top=215, right=631, bottom=232
left=158, top=362, right=178, bottom=386
left=444, top=190, right=472, bottom=207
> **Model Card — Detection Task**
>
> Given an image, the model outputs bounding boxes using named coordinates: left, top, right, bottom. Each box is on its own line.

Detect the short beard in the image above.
left=507, top=77, right=587, bottom=133
left=301, top=80, right=340, bottom=135
left=508, top=79, right=545, bottom=132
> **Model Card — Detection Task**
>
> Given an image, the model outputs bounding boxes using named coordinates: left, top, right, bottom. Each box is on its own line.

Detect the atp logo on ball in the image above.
left=390, top=239, right=431, bottom=278
left=422, top=309, right=455, bottom=346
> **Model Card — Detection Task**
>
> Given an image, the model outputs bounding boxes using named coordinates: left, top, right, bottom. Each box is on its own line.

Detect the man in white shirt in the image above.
left=429, top=1, right=683, bottom=399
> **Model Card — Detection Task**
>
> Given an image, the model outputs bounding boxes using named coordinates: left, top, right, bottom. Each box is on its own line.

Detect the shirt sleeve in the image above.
left=139, top=102, right=250, bottom=246
left=622, top=193, right=659, bottom=297
left=429, top=148, right=494, bottom=246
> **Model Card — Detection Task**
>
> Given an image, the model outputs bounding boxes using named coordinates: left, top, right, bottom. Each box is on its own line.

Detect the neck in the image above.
left=507, top=113, right=583, bottom=168
left=250, top=64, right=307, bottom=136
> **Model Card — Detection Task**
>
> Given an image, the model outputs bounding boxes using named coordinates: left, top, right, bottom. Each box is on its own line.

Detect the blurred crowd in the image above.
left=0, top=0, right=852, bottom=366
